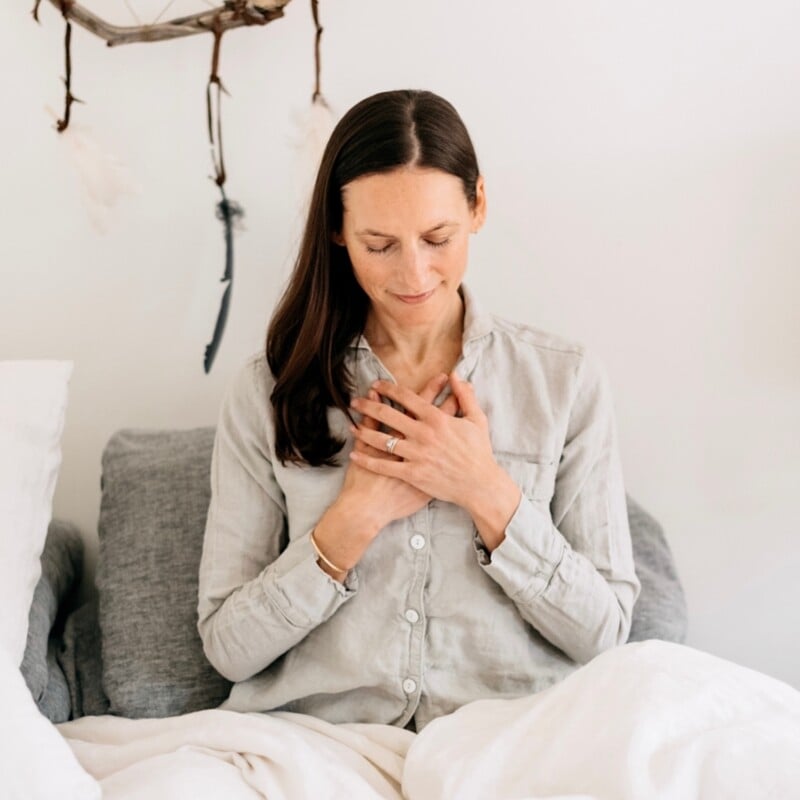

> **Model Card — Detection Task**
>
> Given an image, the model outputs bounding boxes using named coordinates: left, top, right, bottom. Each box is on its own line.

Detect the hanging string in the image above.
left=31, top=0, right=78, bottom=130
left=121, top=0, right=142, bottom=26
left=203, top=16, right=244, bottom=374
left=310, top=0, right=326, bottom=105
left=206, top=21, right=228, bottom=189
left=34, top=0, right=83, bottom=132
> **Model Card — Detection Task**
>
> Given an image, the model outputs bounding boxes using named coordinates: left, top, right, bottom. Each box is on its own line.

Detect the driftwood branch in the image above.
left=41, top=0, right=291, bottom=46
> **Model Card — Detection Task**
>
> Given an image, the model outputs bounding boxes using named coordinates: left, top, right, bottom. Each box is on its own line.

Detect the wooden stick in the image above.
left=41, top=0, right=291, bottom=46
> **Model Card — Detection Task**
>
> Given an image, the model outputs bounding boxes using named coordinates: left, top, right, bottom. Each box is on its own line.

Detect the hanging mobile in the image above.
left=30, top=0, right=331, bottom=373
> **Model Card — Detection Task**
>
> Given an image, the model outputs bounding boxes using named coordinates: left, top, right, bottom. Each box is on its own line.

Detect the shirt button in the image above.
left=403, top=678, right=417, bottom=694
left=409, top=534, right=426, bottom=550
left=404, top=609, right=420, bottom=624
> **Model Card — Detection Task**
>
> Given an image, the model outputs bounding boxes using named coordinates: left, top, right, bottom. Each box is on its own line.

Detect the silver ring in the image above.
left=385, top=436, right=399, bottom=455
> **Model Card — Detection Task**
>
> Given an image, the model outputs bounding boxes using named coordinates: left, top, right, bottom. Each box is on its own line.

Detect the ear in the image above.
left=470, top=175, right=487, bottom=233
left=331, top=230, right=346, bottom=247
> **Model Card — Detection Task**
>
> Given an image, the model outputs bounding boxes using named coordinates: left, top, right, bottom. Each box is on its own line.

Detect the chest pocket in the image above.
left=496, top=454, right=558, bottom=505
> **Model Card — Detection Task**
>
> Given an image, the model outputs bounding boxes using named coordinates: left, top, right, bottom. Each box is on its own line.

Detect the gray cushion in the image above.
left=20, top=519, right=82, bottom=722
left=96, top=427, right=231, bottom=718
left=59, top=597, right=109, bottom=718
left=626, top=495, right=688, bottom=643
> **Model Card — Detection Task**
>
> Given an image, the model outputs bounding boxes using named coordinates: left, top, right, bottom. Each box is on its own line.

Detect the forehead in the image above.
left=341, top=167, right=468, bottom=227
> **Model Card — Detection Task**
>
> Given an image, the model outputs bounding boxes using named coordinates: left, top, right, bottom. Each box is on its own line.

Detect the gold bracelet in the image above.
left=309, top=529, right=347, bottom=574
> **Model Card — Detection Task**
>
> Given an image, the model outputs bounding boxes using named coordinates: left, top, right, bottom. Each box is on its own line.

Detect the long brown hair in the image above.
left=267, top=89, right=480, bottom=466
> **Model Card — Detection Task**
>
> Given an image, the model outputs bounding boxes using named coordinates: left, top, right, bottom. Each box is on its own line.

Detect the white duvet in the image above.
left=57, top=641, right=800, bottom=800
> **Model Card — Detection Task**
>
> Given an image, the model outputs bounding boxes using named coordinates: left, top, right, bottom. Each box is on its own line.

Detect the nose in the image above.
left=398, top=243, right=430, bottom=292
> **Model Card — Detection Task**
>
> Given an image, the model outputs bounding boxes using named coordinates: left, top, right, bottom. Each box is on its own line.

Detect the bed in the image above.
left=3, top=362, right=799, bottom=799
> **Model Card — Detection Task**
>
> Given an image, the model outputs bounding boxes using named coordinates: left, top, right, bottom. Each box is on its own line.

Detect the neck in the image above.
left=365, top=289, right=465, bottom=368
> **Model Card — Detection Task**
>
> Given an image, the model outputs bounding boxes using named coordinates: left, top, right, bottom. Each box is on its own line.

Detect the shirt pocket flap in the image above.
left=496, top=454, right=557, bottom=504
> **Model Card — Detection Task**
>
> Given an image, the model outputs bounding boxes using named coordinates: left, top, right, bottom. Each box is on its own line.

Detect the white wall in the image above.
left=2, top=1, right=798, bottom=687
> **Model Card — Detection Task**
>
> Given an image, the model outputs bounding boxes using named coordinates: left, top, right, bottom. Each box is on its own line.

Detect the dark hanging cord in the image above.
left=206, top=22, right=227, bottom=188
left=310, top=0, right=325, bottom=104
left=49, top=0, right=82, bottom=132
left=203, top=17, right=244, bottom=374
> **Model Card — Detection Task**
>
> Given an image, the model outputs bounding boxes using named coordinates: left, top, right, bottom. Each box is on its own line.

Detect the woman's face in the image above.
left=335, top=166, right=486, bottom=331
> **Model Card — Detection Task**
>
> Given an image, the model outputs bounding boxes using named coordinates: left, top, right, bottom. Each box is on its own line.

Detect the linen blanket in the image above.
left=57, top=641, right=800, bottom=799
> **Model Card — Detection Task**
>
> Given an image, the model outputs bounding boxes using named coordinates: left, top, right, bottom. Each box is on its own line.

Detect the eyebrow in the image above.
left=355, top=221, right=459, bottom=237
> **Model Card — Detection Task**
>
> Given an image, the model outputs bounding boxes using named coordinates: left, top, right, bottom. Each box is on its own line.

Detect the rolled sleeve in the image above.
left=474, top=349, right=641, bottom=665
left=473, top=496, right=564, bottom=598
left=197, top=356, right=357, bottom=684
left=264, top=531, right=358, bottom=628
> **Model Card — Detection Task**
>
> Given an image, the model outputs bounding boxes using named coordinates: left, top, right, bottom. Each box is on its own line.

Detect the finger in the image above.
left=358, top=389, right=382, bottom=430
left=350, top=391, right=381, bottom=454
left=351, top=431, right=399, bottom=460
left=370, top=380, right=438, bottom=423
left=438, top=392, right=461, bottom=418
left=349, top=420, right=402, bottom=459
left=351, top=425, right=374, bottom=454
left=351, top=394, right=419, bottom=438
left=349, top=448, right=408, bottom=481
left=417, top=372, right=449, bottom=405
left=352, top=425, right=417, bottom=461
left=449, top=372, right=483, bottom=420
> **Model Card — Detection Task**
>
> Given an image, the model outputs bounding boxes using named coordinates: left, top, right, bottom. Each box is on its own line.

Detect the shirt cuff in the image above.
left=473, top=494, right=565, bottom=602
left=263, top=531, right=358, bottom=628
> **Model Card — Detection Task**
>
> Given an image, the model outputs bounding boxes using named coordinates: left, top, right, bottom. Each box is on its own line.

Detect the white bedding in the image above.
left=57, top=641, right=800, bottom=800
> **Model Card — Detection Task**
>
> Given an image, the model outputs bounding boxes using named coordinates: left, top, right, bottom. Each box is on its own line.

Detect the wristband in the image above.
left=309, top=529, right=348, bottom=574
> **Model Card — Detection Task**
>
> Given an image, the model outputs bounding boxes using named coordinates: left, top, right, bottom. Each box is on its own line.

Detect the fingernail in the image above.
left=349, top=425, right=356, bottom=434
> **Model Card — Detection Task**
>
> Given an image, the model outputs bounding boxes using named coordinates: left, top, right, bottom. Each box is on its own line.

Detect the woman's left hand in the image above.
left=349, top=373, right=520, bottom=540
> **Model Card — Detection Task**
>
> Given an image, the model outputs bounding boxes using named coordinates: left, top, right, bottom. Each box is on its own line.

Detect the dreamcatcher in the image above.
left=32, top=0, right=329, bottom=373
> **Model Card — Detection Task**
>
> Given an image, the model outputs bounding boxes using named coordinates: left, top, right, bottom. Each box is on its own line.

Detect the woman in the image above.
left=197, top=89, right=640, bottom=732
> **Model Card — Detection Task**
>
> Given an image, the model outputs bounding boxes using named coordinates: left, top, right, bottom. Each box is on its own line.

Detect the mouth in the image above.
left=394, top=288, right=437, bottom=305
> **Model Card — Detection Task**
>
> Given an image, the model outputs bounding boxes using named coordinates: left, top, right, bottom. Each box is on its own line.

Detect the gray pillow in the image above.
left=20, top=519, right=83, bottom=722
left=626, top=495, right=688, bottom=643
left=96, top=427, right=231, bottom=717
left=59, top=597, right=109, bottom=719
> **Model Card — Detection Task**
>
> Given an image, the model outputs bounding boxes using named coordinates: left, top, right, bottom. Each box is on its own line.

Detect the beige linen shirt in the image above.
left=197, top=285, right=640, bottom=731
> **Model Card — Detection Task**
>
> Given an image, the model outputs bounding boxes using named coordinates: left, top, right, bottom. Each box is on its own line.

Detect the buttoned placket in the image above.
left=355, top=346, right=430, bottom=727
left=394, top=499, right=432, bottom=726
left=356, top=347, right=430, bottom=725
left=345, top=290, right=494, bottom=727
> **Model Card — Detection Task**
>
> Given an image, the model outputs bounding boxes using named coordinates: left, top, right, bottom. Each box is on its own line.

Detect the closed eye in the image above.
left=365, top=243, right=393, bottom=254
left=365, top=237, right=451, bottom=255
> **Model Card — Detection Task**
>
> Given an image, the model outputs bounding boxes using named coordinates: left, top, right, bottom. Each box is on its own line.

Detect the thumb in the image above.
left=357, top=389, right=381, bottom=430
left=418, top=372, right=449, bottom=404
left=438, top=392, right=461, bottom=418
left=449, top=372, right=480, bottom=419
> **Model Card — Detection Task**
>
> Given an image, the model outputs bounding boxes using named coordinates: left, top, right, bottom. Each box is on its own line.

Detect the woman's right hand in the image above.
left=311, top=373, right=459, bottom=577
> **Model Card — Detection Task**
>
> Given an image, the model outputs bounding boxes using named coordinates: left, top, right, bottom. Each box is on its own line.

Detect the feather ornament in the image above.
left=46, top=106, right=139, bottom=234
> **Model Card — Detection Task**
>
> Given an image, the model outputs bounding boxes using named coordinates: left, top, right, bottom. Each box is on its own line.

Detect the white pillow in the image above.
left=0, top=648, right=100, bottom=800
left=0, top=361, right=73, bottom=665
